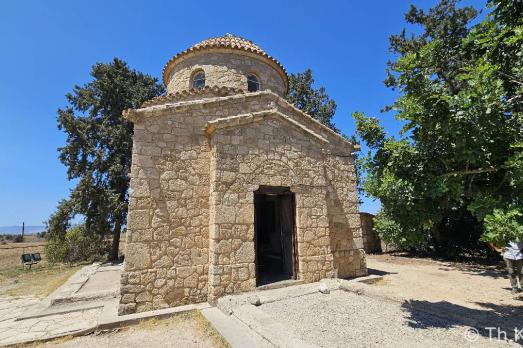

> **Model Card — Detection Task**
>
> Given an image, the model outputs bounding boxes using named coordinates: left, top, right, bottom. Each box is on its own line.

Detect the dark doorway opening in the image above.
left=254, top=186, right=297, bottom=286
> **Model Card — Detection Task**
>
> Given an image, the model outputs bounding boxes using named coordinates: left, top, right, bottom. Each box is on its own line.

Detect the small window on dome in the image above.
left=191, top=71, right=205, bottom=89
left=247, top=74, right=260, bottom=92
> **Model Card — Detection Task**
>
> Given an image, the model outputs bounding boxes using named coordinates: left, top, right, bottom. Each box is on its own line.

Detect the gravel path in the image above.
left=260, top=290, right=519, bottom=347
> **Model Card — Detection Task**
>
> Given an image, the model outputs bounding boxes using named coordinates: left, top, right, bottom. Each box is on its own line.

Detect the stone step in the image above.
left=256, top=279, right=305, bottom=291
left=201, top=307, right=273, bottom=348
left=97, top=301, right=210, bottom=330
left=16, top=300, right=108, bottom=321
left=50, top=289, right=118, bottom=306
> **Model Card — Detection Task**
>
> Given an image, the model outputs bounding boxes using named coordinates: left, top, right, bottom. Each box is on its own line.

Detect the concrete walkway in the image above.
left=210, top=277, right=382, bottom=348
left=0, top=263, right=214, bottom=347
left=0, top=263, right=122, bottom=346
left=201, top=307, right=273, bottom=347
left=0, top=304, right=101, bottom=344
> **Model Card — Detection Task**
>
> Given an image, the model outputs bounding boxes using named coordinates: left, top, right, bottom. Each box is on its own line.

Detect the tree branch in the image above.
left=498, top=71, right=523, bottom=86
left=443, top=166, right=502, bottom=176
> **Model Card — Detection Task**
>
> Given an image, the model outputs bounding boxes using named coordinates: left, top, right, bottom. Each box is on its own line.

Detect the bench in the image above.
left=21, top=253, right=42, bottom=268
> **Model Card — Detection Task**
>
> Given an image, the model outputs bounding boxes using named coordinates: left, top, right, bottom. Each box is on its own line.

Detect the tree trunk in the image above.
left=110, top=222, right=121, bottom=262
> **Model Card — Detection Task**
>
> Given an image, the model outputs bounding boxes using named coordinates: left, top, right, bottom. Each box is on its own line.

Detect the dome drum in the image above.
left=163, top=34, right=288, bottom=97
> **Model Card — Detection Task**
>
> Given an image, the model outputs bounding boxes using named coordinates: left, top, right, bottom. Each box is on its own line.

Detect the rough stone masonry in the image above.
left=119, top=34, right=367, bottom=314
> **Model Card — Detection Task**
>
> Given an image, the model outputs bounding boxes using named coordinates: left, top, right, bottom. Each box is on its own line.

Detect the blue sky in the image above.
left=0, top=0, right=485, bottom=226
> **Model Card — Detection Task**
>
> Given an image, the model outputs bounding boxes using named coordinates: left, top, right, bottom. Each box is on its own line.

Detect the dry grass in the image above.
left=44, top=335, right=74, bottom=345
left=0, top=236, right=126, bottom=299
left=0, top=235, right=127, bottom=268
left=0, top=262, right=82, bottom=297
left=137, top=316, right=162, bottom=330
left=136, top=311, right=230, bottom=348
left=32, top=310, right=229, bottom=348
left=192, top=310, right=230, bottom=348
left=9, top=334, right=75, bottom=348
left=0, top=241, right=46, bottom=268
left=373, top=278, right=390, bottom=286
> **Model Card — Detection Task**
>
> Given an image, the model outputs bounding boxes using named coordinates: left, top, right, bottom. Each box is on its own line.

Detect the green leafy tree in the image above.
left=287, top=69, right=338, bottom=131
left=47, top=224, right=110, bottom=263
left=354, top=0, right=523, bottom=254
left=48, top=58, right=164, bottom=261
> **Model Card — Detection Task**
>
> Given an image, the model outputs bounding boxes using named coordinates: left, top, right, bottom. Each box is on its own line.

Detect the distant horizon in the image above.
left=0, top=225, right=46, bottom=235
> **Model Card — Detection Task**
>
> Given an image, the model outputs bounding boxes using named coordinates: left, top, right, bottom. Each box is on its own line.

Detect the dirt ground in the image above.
left=249, top=254, right=523, bottom=347
left=33, top=311, right=229, bottom=348
left=366, top=253, right=523, bottom=310
left=260, top=290, right=517, bottom=348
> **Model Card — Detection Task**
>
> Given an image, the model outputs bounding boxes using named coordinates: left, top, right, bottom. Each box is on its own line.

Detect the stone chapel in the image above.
left=119, top=34, right=367, bottom=314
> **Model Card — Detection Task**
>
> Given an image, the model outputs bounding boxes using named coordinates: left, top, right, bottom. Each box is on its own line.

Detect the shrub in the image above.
left=374, top=213, right=427, bottom=250
left=46, top=225, right=110, bottom=263
left=481, top=208, right=523, bottom=247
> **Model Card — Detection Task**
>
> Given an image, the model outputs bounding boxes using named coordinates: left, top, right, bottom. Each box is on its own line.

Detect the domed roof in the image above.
left=193, top=34, right=265, bottom=54
left=162, top=34, right=288, bottom=89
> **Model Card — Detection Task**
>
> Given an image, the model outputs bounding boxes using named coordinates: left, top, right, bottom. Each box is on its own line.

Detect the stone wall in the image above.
left=207, top=112, right=333, bottom=302
left=120, top=111, right=212, bottom=314
left=360, top=212, right=382, bottom=253
left=166, top=50, right=287, bottom=97
left=325, top=159, right=366, bottom=278
left=120, top=91, right=366, bottom=314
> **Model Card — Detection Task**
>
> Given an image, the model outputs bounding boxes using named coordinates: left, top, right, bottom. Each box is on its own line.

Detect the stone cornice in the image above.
left=141, top=86, right=245, bottom=108
left=273, top=97, right=358, bottom=151
left=205, top=109, right=329, bottom=144
left=123, top=91, right=272, bottom=123
left=123, top=90, right=358, bottom=152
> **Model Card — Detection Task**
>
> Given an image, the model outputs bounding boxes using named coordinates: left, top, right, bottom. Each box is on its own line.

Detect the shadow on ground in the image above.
left=438, top=262, right=506, bottom=279
left=402, top=299, right=523, bottom=343
left=367, top=268, right=398, bottom=276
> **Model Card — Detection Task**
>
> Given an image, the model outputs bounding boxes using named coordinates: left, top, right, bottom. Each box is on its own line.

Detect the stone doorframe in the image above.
left=253, top=185, right=298, bottom=285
